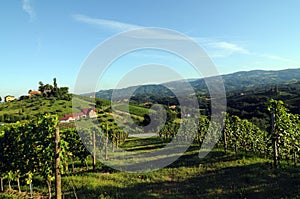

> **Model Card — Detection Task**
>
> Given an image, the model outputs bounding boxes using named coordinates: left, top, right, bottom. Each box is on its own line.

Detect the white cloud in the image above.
left=259, top=54, right=294, bottom=63
left=72, top=15, right=294, bottom=65
left=72, top=15, right=194, bottom=41
left=188, top=37, right=250, bottom=58
left=195, top=38, right=294, bottom=64
left=22, top=0, right=35, bottom=21
left=71, top=15, right=227, bottom=47
left=72, top=14, right=140, bottom=31
left=205, top=41, right=250, bottom=58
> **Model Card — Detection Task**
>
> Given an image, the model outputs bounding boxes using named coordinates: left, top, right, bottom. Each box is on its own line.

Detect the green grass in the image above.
left=0, top=95, right=107, bottom=123
left=0, top=97, right=74, bottom=121
left=61, top=137, right=300, bottom=198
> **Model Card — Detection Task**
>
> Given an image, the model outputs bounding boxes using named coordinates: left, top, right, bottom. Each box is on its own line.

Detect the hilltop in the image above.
left=0, top=78, right=160, bottom=133
left=94, top=68, right=300, bottom=100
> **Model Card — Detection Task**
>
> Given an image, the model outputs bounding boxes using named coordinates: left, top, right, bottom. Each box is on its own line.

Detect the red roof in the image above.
left=59, top=113, right=83, bottom=121
left=81, top=108, right=89, bottom=115
left=81, top=107, right=96, bottom=115
left=29, top=90, right=42, bottom=95
left=59, top=116, right=69, bottom=121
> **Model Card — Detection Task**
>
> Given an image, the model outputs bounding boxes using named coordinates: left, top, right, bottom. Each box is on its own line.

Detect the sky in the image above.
left=1, top=0, right=300, bottom=97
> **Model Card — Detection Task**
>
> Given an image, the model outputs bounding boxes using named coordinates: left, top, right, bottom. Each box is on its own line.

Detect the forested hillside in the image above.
left=95, top=68, right=300, bottom=100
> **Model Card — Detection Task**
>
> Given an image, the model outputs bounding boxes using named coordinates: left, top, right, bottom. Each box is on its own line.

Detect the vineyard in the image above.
left=0, top=99, right=300, bottom=198
left=0, top=114, right=128, bottom=198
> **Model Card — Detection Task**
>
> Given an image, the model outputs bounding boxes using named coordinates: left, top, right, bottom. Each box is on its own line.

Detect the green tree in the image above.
left=38, top=81, right=45, bottom=93
left=53, top=77, right=62, bottom=98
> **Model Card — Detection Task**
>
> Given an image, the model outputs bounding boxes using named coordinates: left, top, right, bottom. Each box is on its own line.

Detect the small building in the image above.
left=5, top=95, right=16, bottom=102
left=59, top=108, right=97, bottom=123
left=82, top=108, right=97, bottom=118
left=59, top=112, right=83, bottom=123
left=29, top=90, right=42, bottom=95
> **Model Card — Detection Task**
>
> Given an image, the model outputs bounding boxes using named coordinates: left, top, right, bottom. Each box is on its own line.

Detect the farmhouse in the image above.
left=59, top=108, right=97, bottom=123
left=81, top=108, right=97, bottom=118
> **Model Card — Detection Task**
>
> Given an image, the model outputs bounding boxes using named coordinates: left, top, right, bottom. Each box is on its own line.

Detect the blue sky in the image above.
left=1, top=0, right=300, bottom=97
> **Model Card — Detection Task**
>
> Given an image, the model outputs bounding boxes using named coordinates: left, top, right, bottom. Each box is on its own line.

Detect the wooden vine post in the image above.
left=271, top=106, right=278, bottom=168
left=92, top=131, right=97, bottom=171
left=105, top=123, right=108, bottom=160
left=223, top=128, right=227, bottom=154
left=55, top=127, right=62, bottom=199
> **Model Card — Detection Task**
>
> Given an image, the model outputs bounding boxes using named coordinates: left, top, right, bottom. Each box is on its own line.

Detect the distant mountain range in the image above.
left=92, top=68, right=300, bottom=100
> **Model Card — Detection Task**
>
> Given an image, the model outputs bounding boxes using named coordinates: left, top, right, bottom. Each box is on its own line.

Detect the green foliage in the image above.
left=60, top=128, right=90, bottom=166
left=268, top=99, right=300, bottom=164
left=0, top=115, right=70, bottom=197
left=37, top=78, right=71, bottom=100
left=223, top=115, right=268, bottom=156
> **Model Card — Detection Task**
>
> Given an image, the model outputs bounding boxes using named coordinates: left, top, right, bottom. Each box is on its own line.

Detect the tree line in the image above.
left=29, top=78, right=71, bottom=100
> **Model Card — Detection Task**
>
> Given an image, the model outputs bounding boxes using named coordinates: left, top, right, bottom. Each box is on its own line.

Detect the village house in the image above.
left=81, top=108, right=97, bottom=118
left=29, top=90, right=42, bottom=95
left=59, top=108, right=97, bottom=123
left=4, top=95, right=16, bottom=102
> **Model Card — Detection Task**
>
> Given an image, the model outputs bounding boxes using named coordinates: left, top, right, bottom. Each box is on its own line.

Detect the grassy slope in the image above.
left=0, top=95, right=151, bottom=123
left=0, top=97, right=73, bottom=121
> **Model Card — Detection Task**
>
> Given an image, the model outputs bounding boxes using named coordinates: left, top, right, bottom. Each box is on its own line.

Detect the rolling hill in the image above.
left=94, top=68, right=300, bottom=100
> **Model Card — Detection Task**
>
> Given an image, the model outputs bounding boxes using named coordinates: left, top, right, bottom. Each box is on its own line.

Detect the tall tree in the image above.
left=38, top=81, right=45, bottom=93
left=53, top=78, right=58, bottom=90
left=53, top=78, right=60, bottom=98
